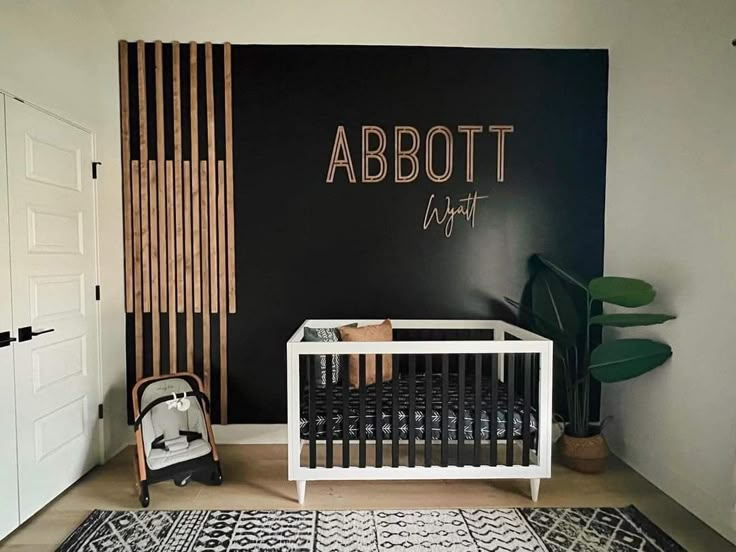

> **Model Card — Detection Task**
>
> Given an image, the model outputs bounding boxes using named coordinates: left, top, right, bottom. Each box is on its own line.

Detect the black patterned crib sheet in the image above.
left=299, top=372, right=537, bottom=441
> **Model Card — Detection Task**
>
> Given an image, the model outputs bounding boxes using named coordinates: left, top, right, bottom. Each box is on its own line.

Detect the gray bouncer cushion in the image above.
left=140, top=377, right=212, bottom=471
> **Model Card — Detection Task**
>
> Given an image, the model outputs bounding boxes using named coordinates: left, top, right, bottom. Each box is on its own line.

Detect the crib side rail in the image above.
left=287, top=326, right=552, bottom=482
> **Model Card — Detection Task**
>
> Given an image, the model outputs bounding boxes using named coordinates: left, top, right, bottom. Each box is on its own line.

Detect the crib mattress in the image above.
left=299, top=372, right=537, bottom=441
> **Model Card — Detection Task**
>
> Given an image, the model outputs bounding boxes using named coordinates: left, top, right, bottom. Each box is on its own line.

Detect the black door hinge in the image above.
left=92, top=161, right=102, bottom=179
left=95, top=285, right=101, bottom=301
left=98, top=404, right=104, bottom=419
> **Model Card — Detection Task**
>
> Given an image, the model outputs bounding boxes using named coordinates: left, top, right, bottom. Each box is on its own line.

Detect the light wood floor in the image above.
left=1, top=445, right=732, bottom=551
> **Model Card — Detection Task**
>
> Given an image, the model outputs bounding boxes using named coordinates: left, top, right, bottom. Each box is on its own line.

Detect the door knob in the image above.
left=0, top=331, right=16, bottom=348
left=17, top=326, right=55, bottom=343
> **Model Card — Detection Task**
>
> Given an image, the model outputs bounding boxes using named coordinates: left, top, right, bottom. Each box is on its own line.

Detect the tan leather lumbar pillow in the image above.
left=338, top=319, right=393, bottom=389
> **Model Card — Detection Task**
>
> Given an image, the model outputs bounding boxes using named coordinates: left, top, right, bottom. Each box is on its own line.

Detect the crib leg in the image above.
left=530, top=478, right=540, bottom=502
left=296, top=480, right=307, bottom=505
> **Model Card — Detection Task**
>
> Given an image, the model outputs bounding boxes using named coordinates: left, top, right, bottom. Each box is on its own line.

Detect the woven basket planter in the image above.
left=558, top=433, right=609, bottom=474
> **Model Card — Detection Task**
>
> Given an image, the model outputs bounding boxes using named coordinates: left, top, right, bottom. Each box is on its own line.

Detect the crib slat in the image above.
left=359, top=354, right=367, bottom=468
left=408, top=354, right=416, bottom=467
left=392, top=354, right=400, bottom=468
left=490, top=353, right=499, bottom=467
left=506, top=354, right=516, bottom=466
left=522, top=353, right=532, bottom=466
left=424, top=354, right=432, bottom=467
left=375, top=354, right=383, bottom=468
left=325, top=354, right=334, bottom=469
left=342, top=353, right=350, bottom=468
left=457, top=353, right=465, bottom=467
left=308, top=355, right=317, bottom=469
left=473, top=353, right=481, bottom=467
left=441, top=354, right=449, bottom=467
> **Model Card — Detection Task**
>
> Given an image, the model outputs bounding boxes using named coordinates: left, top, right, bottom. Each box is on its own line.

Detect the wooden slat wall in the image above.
left=121, top=40, right=237, bottom=423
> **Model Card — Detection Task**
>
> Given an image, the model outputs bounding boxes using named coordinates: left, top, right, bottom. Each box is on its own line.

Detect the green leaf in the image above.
left=531, top=270, right=580, bottom=344
left=504, top=296, right=575, bottom=349
left=590, top=339, right=672, bottom=382
left=533, top=254, right=588, bottom=292
left=590, top=313, right=676, bottom=327
left=588, top=277, right=656, bottom=307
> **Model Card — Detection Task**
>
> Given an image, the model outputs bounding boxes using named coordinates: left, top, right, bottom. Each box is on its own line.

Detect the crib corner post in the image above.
left=530, top=478, right=540, bottom=502
left=296, top=480, right=307, bottom=505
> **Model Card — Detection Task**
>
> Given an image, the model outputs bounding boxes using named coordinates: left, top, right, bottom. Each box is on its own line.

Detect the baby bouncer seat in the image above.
left=132, top=373, right=222, bottom=507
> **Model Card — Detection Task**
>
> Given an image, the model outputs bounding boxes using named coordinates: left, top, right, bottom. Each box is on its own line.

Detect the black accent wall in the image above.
left=227, top=46, right=608, bottom=423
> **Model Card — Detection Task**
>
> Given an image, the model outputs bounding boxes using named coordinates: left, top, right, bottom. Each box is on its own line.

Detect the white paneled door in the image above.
left=4, top=98, right=101, bottom=522
left=0, top=97, right=20, bottom=540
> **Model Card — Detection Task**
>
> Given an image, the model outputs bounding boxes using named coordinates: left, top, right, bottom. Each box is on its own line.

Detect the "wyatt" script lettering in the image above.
left=423, top=192, right=488, bottom=238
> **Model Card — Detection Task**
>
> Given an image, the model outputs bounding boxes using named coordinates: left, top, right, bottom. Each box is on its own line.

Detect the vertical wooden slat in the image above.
left=424, top=354, right=432, bottom=467
left=391, top=354, right=399, bottom=468
left=490, top=354, right=499, bottom=466
left=190, top=42, right=201, bottom=313
left=224, top=42, right=236, bottom=313
left=506, top=354, right=516, bottom=466
left=217, top=160, right=228, bottom=423
left=205, top=42, right=218, bottom=311
left=166, top=160, right=177, bottom=372
left=441, top=354, right=449, bottom=467
left=473, top=353, right=481, bottom=466
left=358, top=354, right=366, bottom=468
left=149, top=161, right=160, bottom=375
left=325, top=352, right=333, bottom=469
left=457, top=353, right=465, bottom=467
left=154, top=41, right=167, bottom=310
left=119, top=42, right=133, bottom=313
left=308, top=355, right=316, bottom=469
left=200, top=161, right=211, bottom=393
left=173, top=41, right=184, bottom=312
left=131, top=161, right=143, bottom=380
left=408, top=354, right=416, bottom=467
left=342, top=357, right=350, bottom=468
left=184, top=161, right=194, bottom=372
left=375, top=355, right=383, bottom=468
left=522, top=353, right=532, bottom=466
left=137, top=41, right=150, bottom=313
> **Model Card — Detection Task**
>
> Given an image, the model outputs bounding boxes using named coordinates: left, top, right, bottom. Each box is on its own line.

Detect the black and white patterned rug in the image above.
left=58, top=507, right=683, bottom=551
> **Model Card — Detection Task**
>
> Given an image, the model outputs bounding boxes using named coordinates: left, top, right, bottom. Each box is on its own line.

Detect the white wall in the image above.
left=0, top=1, right=129, bottom=461
left=2, top=0, right=734, bottom=543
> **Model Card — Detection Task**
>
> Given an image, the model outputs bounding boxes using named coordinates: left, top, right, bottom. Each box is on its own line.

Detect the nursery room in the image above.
left=0, top=1, right=734, bottom=550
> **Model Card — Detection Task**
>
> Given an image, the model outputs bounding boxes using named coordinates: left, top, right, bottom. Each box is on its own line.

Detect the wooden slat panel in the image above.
left=218, top=160, right=228, bottom=423
left=224, top=42, right=236, bottom=313
left=155, top=41, right=167, bottom=310
left=173, top=41, right=184, bottom=312
left=522, top=353, right=532, bottom=466
left=137, top=41, right=150, bottom=312
left=131, top=161, right=143, bottom=380
left=473, top=353, right=481, bottom=466
left=149, top=161, right=160, bottom=375
left=325, top=350, right=334, bottom=469
left=166, top=160, right=177, bottom=372
left=391, top=354, right=399, bottom=467
left=184, top=161, right=194, bottom=372
left=205, top=42, right=218, bottom=312
left=190, top=41, right=201, bottom=313
left=200, top=160, right=211, bottom=393
left=118, top=41, right=133, bottom=312
left=490, top=355, right=498, bottom=466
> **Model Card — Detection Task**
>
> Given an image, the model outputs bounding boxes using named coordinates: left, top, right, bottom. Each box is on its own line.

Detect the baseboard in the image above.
left=212, top=424, right=288, bottom=444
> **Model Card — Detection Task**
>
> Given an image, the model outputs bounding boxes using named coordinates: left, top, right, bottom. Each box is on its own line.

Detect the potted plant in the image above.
left=506, top=254, right=675, bottom=473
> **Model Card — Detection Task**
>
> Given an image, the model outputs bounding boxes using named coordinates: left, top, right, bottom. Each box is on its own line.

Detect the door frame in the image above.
left=0, top=88, right=105, bottom=467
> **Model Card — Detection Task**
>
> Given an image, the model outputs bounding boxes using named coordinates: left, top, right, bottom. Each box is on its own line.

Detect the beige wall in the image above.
left=2, top=0, right=735, bottom=543
left=0, top=0, right=128, bottom=461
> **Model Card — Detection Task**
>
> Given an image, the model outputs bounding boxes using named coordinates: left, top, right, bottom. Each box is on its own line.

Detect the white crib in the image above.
left=286, top=319, right=553, bottom=504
